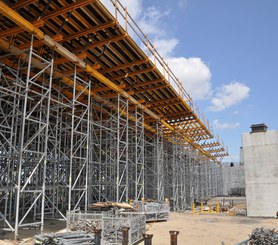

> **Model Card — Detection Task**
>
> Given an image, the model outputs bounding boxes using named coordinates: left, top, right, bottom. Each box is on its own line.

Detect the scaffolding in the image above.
left=0, top=54, right=224, bottom=236
left=0, top=0, right=228, bottom=239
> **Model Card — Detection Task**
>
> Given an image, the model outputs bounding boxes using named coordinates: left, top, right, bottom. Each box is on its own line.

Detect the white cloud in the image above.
left=100, top=1, right=167, bottom=39
left=138, top=6, right=169, bottom=37
left=120, top=0, right=142, bottom=20
left=209, top=81, right=250, bottom=111
left=136, top=5, right=213, bottom=101
left=100, top=0, right=142, bottom=20
left=213, top=119, right=240, bottom=130
left=101, top=0, right=213, bottom=101
left=153, top=38, right=179, bottom=58
left=166, top=57, right=212, bottom=100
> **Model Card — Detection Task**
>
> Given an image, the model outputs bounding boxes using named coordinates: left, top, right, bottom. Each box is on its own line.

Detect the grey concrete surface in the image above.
left=221, top=165, right=245, bottom=196
left=242, top=130, right=278, bottom=217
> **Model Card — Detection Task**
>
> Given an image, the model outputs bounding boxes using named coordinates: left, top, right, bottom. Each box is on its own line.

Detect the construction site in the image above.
left=0, top=0, right=277, bottom=244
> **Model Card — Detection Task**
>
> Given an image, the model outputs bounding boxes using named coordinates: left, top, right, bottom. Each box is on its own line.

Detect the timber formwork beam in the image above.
left=0, top=1, right=213, bottom=158
left=0, top=38, right=156, bottom=135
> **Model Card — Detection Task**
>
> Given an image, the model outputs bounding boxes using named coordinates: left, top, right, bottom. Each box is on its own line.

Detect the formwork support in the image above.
left=0, top=1, right=213, bottom=158
left=14, top=38, right=53, bottom=238
left=128, top=106, right=145, bottom=201
left=0, top=60, right=21, bottom=233
left=46, top=86, right=71, bottom=219
left=144, top=123, right=164, bottom=201
left=116, top=95, right=129, bottom=202
left=156, top=124, right=164, bottom=202
left=172, top=138, right=179, bottom=211
left=90, top=103, right=117, bottom=202
left=0, top=34, right=226, bottom=240
left=68, top=67, right=91, bottom=211
left=135, top=107, right=145, bottom=201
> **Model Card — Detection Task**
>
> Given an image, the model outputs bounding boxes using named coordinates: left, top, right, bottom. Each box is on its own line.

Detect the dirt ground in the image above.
left=0, top=213, right=277, bottom=245
left=0, top=220, right=67, bottom=245
left=143, top=212, right=278, bottom=245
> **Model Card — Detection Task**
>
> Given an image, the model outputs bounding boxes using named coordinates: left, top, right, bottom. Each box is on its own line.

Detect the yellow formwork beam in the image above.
left=0, top=1, right=212, bottom=158
left=0, top=2, right=44, bottom=40
left=0, top=38, right=156, bottom=135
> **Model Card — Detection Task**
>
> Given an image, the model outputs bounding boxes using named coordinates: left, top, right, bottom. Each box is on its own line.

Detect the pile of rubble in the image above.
left=249, top=228, right=278, bottom=245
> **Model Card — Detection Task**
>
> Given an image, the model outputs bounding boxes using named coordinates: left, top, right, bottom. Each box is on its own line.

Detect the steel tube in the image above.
left=121, top=227, right=130, bottom=245
left=94, top=228, right=102, bottom=245
left=142, top=234, right=153, bottom=245
left=169, top=231, right=179, bottom=245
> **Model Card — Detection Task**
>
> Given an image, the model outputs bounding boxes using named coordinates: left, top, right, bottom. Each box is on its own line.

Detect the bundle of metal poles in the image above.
left=34, top=231, right=95, bottom=245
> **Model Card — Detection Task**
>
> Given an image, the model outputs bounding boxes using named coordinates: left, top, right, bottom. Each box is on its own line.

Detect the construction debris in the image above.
left=249, top=228, right=278, bottom=244
left=133, top=201, right=170, bottom=222
left=67, top=209, right=145, bottom=245
left=33, top=231, right=95, bottom=245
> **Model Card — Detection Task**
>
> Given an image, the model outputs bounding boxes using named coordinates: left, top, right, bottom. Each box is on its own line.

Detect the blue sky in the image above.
left=101, top=0, right=278, bottom=161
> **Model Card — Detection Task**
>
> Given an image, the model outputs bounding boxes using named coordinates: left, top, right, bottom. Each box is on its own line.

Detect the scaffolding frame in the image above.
left=0, top=52, right=224, bottom=234
left=0, top=0, right=227, bottom=239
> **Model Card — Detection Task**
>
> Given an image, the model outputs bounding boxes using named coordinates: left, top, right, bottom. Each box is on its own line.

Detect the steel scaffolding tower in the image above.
left=0, top=0, right=228, bottom=238
left=0, top=53, right=224, bottom=232
left=0, top=41, right=54, bottom=237
left=68, top=67, right=91, bottom=212
left=90, top=103, right=117, bottom=202
left=144, top=123, right=164, bottom=201
left=128, top=106, right=145, bottom=201
left=116, top=95, right=129, bottom=202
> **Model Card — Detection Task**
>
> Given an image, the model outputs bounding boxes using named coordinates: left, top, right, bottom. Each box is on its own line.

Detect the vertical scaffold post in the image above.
left=142, top=234, right=153, bottom=245
left=116, top=95, right=129, bottom=202
left=169, top=231, right=179, bottom=245
left=157, top=122, right=164, bottom=201
left=121, top=227, right=130, bottom=245
left=135, top=106, right=144, bottom=200
left=69, top=66, right=91, bottom=211
left=14, top=35, right=53, bottom=239
left=94, top=228, right=102, bottom=245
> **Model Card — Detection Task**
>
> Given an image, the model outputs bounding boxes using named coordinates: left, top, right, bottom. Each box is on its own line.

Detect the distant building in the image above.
left=242, top=124, right=278, bottom=217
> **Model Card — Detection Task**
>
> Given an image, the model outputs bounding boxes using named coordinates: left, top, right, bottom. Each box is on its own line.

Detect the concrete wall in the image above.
left=221, top=165, right=245, bottom=196
left=242, top=130, right=278, bottom=217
